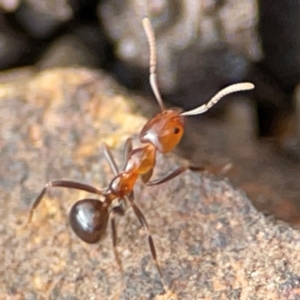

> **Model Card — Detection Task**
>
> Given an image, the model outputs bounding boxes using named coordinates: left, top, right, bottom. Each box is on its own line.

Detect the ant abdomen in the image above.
left=69, top=199, right=109, bottom=244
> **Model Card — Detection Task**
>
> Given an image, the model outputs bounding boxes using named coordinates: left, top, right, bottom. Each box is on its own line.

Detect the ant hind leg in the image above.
left=28, top=180, right=103, bottom=223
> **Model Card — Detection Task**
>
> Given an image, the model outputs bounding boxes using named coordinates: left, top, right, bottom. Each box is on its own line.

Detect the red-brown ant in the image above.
left=28, top=18, right=254, bottom=292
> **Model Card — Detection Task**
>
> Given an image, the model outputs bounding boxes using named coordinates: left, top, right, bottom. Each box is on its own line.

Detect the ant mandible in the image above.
left=28, top=18, right=254, bottom=292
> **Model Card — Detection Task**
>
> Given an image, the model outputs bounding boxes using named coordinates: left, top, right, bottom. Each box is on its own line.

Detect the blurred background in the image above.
left=0, top=0, right=299, bottom=223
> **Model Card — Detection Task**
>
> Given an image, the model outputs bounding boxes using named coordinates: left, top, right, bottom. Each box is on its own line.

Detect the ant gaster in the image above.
left=28, top=18, right=254, bottom=292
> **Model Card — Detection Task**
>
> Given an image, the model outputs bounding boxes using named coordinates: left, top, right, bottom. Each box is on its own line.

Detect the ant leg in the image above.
left=146, top=165, right=206, bottom=186
left=104, top=141, right=134, bottom=200
left=188, top=165, right=207, bottom=172
left=122, top=138, right=136, bottom=199
left=110, top=208, right=124, bottom=273
left=130, top=201, right=169, bottom=292
left=104, top=144, right=119, bottom=175
left=110, top=208, right=128, bottom=300
left=103, top=138, right=133, bottom=174
left=28, top=180, right=102, bottom=223
left=123, top=138, right=133, bottom=169
left=141, top=168, right=153, bottom=183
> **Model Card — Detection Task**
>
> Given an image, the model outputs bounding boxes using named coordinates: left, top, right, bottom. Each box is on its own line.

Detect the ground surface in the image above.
left=1, top=68, right=300, bottom=300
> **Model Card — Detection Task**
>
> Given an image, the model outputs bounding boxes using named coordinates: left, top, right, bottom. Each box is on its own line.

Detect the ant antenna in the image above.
left=142, top=18, right=165, bottom=111
left=181, top=82, right=254, bottom=116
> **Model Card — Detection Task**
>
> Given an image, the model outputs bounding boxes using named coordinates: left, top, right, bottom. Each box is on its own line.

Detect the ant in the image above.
left=28, top=18, right=254, bottom=293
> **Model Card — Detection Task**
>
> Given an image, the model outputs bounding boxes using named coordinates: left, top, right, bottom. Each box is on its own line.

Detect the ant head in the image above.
left=142, top=18, right=254, bottom=152
left=140, top=108, right=184, bottom=153
left=142, top=18, right=254, bottom=113
left=139, top=80, right=254, bottom=153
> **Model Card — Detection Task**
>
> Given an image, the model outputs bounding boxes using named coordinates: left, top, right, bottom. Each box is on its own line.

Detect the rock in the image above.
left=0, top=0, right=20, bottom=12
left=0, top=67, right=300, bottom=299
left=99, top=0, right=260, bottom=93
left=14, top=0, right=73, bottom=38
left=0, top=29, right=29, bottom=70
left=249, top=1, right=300, bottom=158
left=37, top=33, right=104, bottom=69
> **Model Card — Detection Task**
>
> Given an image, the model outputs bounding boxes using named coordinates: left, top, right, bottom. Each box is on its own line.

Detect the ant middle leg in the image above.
left=130, top=201, right=169, bottom=292
left=104, top=143, right=131, bottom=273
left=28, top=180, right=102, bottom=223
left=145, top=165, right=206, bottom=186
left=110, top=206, right=124, bottom=273
left=103, top=142, right=168, bottom=290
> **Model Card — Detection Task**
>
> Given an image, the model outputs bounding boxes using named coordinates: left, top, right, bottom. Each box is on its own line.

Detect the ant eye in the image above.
left=173, top=127, right=180, bottom=134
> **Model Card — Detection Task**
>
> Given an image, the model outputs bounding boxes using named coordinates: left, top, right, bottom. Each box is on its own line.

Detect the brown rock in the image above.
left=0, top=68, right=299, bottom=300
left=99, top=0, right=260, bottom=92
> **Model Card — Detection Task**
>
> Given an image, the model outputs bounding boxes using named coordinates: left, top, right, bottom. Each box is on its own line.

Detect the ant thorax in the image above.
left=108, top=142, right=157, bottom=198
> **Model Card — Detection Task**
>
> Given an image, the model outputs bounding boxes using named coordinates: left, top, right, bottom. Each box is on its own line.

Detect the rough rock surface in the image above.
left=0, top=68, right=300, bottom=300
left=99, top=0, right=261, bottom=92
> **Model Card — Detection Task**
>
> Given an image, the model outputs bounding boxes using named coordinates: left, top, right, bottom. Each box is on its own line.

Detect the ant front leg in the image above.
left=103, top=138, right=133, bottom=174
left=123, top=137, right=133, bottom=169
left=104, top=141, right=134, bottom=205
left=104, top=143, right=119, bottom=176
left=28, top=180, right=102, bottom=223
